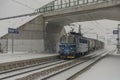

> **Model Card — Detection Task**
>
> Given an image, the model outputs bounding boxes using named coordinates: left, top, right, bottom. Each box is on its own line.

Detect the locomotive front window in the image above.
left=60, top=44, right=75, bottom=48
left=79, top=39, right=87, bottom=43
left=60, top=34, right=76, bottom=44
left=68, top=36, right=75, bottom=43
left=60, top=45, right=65, bottom=47
left=69, top=45, right=76, bottom=47
left=60, top=35, right=67, bottom=43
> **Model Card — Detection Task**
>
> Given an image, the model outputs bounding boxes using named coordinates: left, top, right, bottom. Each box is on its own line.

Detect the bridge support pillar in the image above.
left=44, top=22, right=64, bottom=53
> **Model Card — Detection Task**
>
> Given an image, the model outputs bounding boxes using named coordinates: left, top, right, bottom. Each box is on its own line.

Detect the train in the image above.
left=59, top=31, right=104, bottom=59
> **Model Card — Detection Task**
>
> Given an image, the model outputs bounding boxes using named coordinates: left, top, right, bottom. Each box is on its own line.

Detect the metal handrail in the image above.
left=0, top=0, right=112, bottom=20
left=35, top=0, right=110, bottom=13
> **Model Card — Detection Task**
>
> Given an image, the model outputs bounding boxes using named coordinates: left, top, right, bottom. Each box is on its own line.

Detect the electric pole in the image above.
left=117, top=24, right=120, bottom=54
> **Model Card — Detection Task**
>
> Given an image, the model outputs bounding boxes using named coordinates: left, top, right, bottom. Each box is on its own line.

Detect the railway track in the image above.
left=66, top=49, right=115, bottom=80
left=0, top=59, right=60, bottom=74
left=0, top=59, right=67, bottom=80
left=39, top=49, right=114, bottom=80
left=15, top=50, right=107, bottom=80
left=0, top=49, right=110, bottom=80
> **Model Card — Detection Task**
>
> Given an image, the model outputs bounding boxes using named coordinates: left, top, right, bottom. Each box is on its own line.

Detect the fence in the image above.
left=36, top=0, right=111, bottom=13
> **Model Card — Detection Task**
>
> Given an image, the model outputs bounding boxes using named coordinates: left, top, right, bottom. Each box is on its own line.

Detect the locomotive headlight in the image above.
left=70, top=47, right=73, bottom=49
left=61, top=47, right=64, bottom=49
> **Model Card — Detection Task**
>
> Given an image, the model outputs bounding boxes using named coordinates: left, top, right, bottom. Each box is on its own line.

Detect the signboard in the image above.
left=8, top=28, right=19, bottom=34
left=113, top=30, right=118, bottom=34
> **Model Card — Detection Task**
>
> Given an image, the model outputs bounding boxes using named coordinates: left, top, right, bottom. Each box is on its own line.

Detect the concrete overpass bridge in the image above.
left=38, top=0, right=120, bottom=52
left=1, top=0, right=120, bottom=53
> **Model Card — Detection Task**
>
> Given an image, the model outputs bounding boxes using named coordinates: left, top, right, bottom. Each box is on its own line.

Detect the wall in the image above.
left=0, top=15, right=45, bottom=53
left=7, top=39, right=44, bottom=53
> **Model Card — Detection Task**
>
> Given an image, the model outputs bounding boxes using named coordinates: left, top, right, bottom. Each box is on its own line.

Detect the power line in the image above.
left=0, top=12, right=39, bottom=20
left=30, top=0, right=41, bottom=5
left=0, top=0, right=44, bottom=20
left=11, top=0, right=35, bottom=10
left=87, top=13, right=106, bottom=34
left=88, top=14, right=102, bottom=30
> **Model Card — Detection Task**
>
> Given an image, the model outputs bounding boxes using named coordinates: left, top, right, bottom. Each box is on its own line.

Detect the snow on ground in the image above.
left=0, top=52, right=58, bottom=64
left=0, top=45, right=111, bottom=64
left=75, top=50, right=120, bottom=80
left=40, top=49, right=108, bottom=80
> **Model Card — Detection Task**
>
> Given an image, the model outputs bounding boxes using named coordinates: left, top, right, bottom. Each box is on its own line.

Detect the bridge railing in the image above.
left=35, top=0, right=111, bottom=13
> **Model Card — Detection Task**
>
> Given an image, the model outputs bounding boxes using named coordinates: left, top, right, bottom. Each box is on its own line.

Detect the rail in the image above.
left=40, top=50, right=113, bottom=80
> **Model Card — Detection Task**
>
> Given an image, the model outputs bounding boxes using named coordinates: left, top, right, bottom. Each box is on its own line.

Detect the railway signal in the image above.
left=117, top=24, right=120, bottom=54
left=113, top=24, right=120, bottom=54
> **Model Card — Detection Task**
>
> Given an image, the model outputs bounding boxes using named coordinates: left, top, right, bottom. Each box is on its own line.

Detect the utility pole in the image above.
left=78, top=25, right=81, bottom=33
left=96, top=34, right=98, bottom=40
left=117, top=24, right=120, bottom=54
left=78, top=25, right=83, bottom=36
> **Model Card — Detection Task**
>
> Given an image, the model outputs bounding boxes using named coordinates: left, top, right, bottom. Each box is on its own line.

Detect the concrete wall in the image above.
left=7, top=39, right=44, bottom=53
left=1, top=15, right=45, bottom=53
left=0, top=39, right=8, bottom=53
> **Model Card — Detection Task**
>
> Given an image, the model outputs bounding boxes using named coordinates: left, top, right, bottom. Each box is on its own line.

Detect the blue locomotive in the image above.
left=59, top=32, right=104, bottom=59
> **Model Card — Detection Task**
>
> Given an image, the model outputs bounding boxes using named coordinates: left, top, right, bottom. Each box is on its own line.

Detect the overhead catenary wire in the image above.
left=0, top=0, right=43, bottom=20
left=11, top=0, right=35, bottom=10
left=30, top=0, right=42, bottom=5
left=0, top=12, right=39, bottom=20
left=86, top=13, right=116, bottom=43
left=87, top=13, right=106, bottom=33
left=72, top=13, right=105, bottom=40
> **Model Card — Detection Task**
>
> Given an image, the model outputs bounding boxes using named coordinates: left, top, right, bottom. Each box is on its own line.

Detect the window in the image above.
left=79, top=39, right=87, bottom=43
left=68, top=35, right=75, bottom=43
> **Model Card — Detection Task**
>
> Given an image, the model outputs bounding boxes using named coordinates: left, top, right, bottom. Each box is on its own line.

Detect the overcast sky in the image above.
left=0, top=0, right=120, bottom=45
left=0, top=0, right=53, bottom=17
left=0, top=0, right=53, bottom=37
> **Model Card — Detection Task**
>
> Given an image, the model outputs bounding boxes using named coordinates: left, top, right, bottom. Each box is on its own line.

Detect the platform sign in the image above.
left=8, top=28, right=19, bottom=34
left=8, top=28, right=19, bottom=54
left=113, top=30, right=118, bottom=34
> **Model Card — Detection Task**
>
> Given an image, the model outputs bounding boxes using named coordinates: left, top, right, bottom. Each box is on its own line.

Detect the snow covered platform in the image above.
left=75, top=51, right=120, bottom=80
left=0, top=52, right=58, bottom=64
left=0, top=52, right=58, bottom=72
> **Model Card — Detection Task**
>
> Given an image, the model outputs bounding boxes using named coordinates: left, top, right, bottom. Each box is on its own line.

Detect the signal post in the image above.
left=117, top=24, right=120, bottom=53
left=113, top=24, right=120, bottom=54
